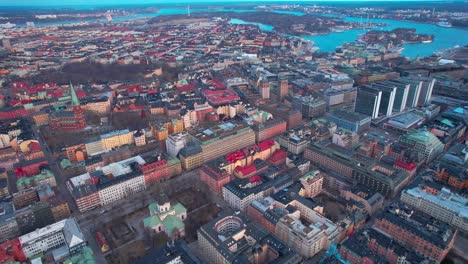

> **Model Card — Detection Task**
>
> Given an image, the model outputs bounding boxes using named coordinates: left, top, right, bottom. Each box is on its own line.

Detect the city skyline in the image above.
left=0, top=0, right=464, bottom=7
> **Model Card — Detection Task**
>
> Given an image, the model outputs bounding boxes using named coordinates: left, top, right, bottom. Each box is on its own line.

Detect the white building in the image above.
left=166, top=132, right=190, bottom=157
left=68, top=156, right=147, bottom=208
left=19, top=218, right=85, bottom=259
left=401, top=186, right=468, bottom=232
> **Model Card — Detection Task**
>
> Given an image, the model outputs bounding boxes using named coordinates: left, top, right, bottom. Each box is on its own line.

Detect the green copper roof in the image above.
left=63, top=247, right=96, bottom=264
left=17, top=169, right=55, bottom=189
left=144, top=202, right=186, bottom=234
left=454, top=107, right=464, bottom=114
left=162, top=215, right=184, bottom=234
left=441, top=119, right=455, bottom=128
left=144, top=215, right=161, bottom=227
left=172, top=203, right=187, bottom=215
left=60, top=159, right=73, bottom=169
left=70, top=82, right=80, bottom=106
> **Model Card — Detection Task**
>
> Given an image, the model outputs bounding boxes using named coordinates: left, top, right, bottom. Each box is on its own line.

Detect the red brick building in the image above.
left=252, top=118, right=287, bottom=142
left=140, top=157, right=169, bottom=185
left=49, top=83, right=86, bottom=131
left=373, top=208, right=456, bottom=262
left=246, top=203, right=277, bottom=233
left=436, top=168, right=468, bottom=190
left=340, top=228, right=431, bottom=264
left=199, top=163, right=232, bottom=194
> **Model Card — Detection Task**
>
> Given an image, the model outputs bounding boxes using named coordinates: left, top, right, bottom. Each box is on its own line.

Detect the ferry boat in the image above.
left=436, top=21, right=452, bottom=28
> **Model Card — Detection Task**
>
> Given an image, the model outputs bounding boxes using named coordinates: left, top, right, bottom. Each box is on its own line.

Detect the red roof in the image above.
left=127, top=85, right=143, bottom=93
left=47, top=91, right=63, bottom=98
left=95, top=232, right=107, bottom=247
left=209, top=79, right=224, bottom=89
left=202, top=89, right=240, bottom=105
left=27, top=141, right=41, bottom=152
left=11, top=82, right=30, bottom=90
left=226, top=150, right=245, bottom=164
left=235, top=164, right=256, bottom=176
left=8, top=100, right=22, bottom=107
left=76, top=91, right=87, bottom=98
left=395, top=160, right=417, bottom=171
left=268, top=149, right=287, bottom=162
left=177, top=84, right=195, bottom=92
left=249, top=175, right=262, bottom=183
left=258, top=139, right=275, bottom=151
left=0, top=239, right=26, bottom=263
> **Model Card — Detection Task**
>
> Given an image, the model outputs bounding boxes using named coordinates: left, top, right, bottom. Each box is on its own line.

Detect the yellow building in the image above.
left=151, top=119, right=184, bottom=141
left=83, top=98, right=111, bottom=114
left=170, top=119, right=184, bottom=134
left=179, top=145, right=204, bottom=171
left=33, top=112, right=49, bottom=126
left=151, top=124, right=169, bottom=141
left=100, top=129, right=134, bottom=151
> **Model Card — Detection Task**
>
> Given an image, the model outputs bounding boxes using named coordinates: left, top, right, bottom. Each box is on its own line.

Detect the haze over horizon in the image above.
left=0, top=0, right=463, bottom=7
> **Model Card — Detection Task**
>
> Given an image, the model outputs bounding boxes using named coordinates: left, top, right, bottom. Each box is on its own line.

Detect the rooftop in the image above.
left=190, top=121, right=251, bottom=145
left=404, top=186, right=468, bottom=219
left=329, top=109, right=371, bottom=123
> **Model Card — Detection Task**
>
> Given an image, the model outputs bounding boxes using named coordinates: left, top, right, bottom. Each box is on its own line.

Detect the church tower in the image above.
left=70, top=82, right=86, bottom=129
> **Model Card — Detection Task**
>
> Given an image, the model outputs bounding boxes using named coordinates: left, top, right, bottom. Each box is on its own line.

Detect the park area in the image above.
left=103, top=184, right=220, bottom=263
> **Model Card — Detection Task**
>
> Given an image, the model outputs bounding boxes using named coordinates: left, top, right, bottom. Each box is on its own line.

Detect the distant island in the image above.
left=362, top=28, right=434, bottom=45
left=149, top=11, right=384, bottom=36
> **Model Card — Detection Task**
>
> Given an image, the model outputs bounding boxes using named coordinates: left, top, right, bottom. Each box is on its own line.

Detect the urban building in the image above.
left=279, top=79, right=289, bottom=102
left=252, top=118, right=287, bottom=143
left=355, top=85, right=381, bottom=119
left=19, top=218, right=85, bottom=259
left=197, top=213, right=302, bottom=264
left=143, top=193, right=187, bottom=239
left=327, top=109, right=371, bottom=134
left=67, top=156, right=148, bottom=211
left=340, top=228, right=431, bottom=264
left=100, top=129, right=134, bottom=151
left=186, top=121, right=256, bottom=164
left=291, top=95, right=326, bottom=119
left=332, top=129, right=359, bottom=149
left=0, top=202, right=20, bottom=243
left=383, top=111, right=425, bottom=134
left=434, top=143, right=468, bottom=190
left=373, top=205, right=456, bottom=262
left=136, top=241, right=202, bottom=264
left=260, top=81, right=270, bottom=99
left=324, top=87, right=357, bottom=112
left=304, top=143, right=409, bottom=197
left=178, top=145, right=204, bottom=171
left=298, top=170, right=323, bottom=198
left=275, top=203, right=340, bottom=259
left=278, top=128, right=311, bottom=155
left=165, top=132, right=190, bottom=157
left=199, top=161, right=232, bottom=194
left=401, top=186, right=468, bottom=232
left=339, top=187, right=384, bottom=215
left=49, top=83, right=86, bottom=131
left=222, top=171, right=293, bottom=211
left=399, top=128, right=444, bottom=163
left=13, top=188, right=38, bottom=209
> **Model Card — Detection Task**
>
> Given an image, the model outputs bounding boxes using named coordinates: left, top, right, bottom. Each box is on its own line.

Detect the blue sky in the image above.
left=0, top=0, right=449, bottom=7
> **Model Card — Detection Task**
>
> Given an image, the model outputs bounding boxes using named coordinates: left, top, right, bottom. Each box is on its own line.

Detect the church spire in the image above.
left=70, top=82, right=80, bottom=106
